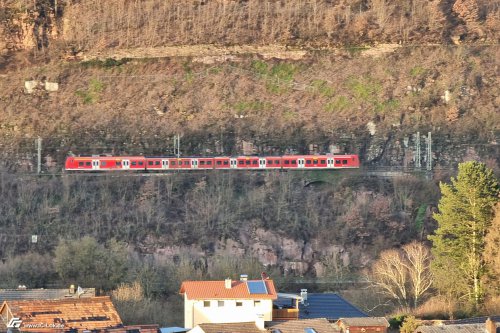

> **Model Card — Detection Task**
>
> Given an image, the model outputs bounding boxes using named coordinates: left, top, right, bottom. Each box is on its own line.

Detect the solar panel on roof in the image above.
left=247, top=281, right=268, bottom=294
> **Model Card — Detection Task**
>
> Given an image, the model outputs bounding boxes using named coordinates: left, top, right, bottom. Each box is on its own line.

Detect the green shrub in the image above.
left=324, top=96, right=350, bottom=113
left=310, top=79, right=335, bottom=97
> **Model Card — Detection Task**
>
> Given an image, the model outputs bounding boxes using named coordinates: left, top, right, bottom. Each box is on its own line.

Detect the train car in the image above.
left=65, top=156, right=147, bottom=171
left=145, top=157, right=170, bottom=170
left=213, top=157, right=231, bottom=169
left=235, top=156, right=262, bottom=169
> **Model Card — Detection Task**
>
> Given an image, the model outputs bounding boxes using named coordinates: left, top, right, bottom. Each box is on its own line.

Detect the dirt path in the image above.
left=83, top=43, right=403, bottom=62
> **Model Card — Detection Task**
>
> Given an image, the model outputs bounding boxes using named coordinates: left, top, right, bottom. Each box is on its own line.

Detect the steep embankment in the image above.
left=0, top=0, right=498, bottom=292
left=0, top=0, right=498, bottom=171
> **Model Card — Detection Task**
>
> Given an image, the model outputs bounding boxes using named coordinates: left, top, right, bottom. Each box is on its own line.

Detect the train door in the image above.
left=259, top=158, right=266, bottom=168
left=92, top=160, right=99, bottom=170
left=327, top=158, right=334, bottom=168
left=230, top=158, right=238, bottom=169
left=297, top=158, right=305, bottom=168
left=162, top=160, right=169, bottom=170
left=191, top=159, right=198, bottom=169
left=122, top=160, right=130, bottom=170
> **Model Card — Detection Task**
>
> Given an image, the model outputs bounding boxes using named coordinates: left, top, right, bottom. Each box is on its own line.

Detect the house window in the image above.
left=218, top=301, right=224, bottom=307
left=236, top=301, right=243, bottom=307
left=254, top=300, right=261, bottom=306
left=203, top=301, right=210, bottom=307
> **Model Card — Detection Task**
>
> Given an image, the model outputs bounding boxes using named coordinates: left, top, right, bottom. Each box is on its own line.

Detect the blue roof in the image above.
left=160, top=327, right=188, bottom=333
left=274, top=293, right=368, bottom=320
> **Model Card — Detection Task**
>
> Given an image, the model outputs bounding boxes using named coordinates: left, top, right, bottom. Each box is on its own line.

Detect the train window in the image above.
left=252, top=160, right=257, bottom=165
left=284, top=160, right=290, bottom=165
left=116, top=161, right=121, bottom=166
left=184, top=161, right=189, bottom=165
left=78, top=162, right=84, bottom=166
left=171, top=161, right=176, bottom=166
left=101, top=161, right=107, bottom=166
left=224, top=161, right=229, bottom=165
left=267, top=160, right=273, bottom=164
left=306, top=160, right=311, bottom=165
left=246, top=160, right=251, bottom=165
left=139, top=161, right=144, bottom=166
left=207, top=161, right=212, bottom=165
left=155, top=161, right=160, bottom=165
left=148, top=161, right=154, bottom=166
left=217, top=161, right=222, bottom=165
left=343, top=160, right=347, bottom=164
left=275, top=160, right=280, bottom=165
left=313, top=160, right=318, bottom=165
left=292, top=160, right=297, bottom=165
left=320, top=160, right=326, bottom=164
left=335, top=160, right=341, bottom=164
left=131, top=161, right=137, bottom=166
left=86, top=162, right=91, bottom=166
left=239, top=161, right=244, bottom=165
left=200, top=161, right=205, bottom=165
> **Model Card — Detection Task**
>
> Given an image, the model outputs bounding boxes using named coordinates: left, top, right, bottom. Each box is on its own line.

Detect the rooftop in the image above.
left=337, top=317, right=390, bottom=327
left=274, top=293, right=367, bottom=320
left=179, top=279, right=277, bottom=300
left=0, top=288, right=95, bottom=303
left=0, top=296, right=122, bottom=332
left=267, top=318, right=340, bottom=333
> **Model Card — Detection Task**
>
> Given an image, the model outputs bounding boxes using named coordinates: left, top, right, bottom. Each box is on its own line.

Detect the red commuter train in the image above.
left=65, top=154, right=360, bottom=171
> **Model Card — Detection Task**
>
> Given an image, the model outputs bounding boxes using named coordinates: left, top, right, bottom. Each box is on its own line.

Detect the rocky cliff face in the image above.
left=150, top=228, right=353, bottom=278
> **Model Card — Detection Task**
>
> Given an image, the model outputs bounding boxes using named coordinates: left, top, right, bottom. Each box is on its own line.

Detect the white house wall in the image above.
left=184, top=298, right=273, bottom=329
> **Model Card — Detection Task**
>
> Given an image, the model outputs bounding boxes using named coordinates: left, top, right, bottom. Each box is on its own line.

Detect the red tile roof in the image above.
left=179, top=279, right=277, bottom=300
left=0, top=296, right=122, bottom=332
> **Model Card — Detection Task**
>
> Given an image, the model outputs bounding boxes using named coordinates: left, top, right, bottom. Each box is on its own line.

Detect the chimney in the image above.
left=225, top=278, right=232, bottom=289
left=240, top=274, right=248, bottom=282
left=486, top=318, right=497, bottom=333
left=300, top=289, right=308, bottom=304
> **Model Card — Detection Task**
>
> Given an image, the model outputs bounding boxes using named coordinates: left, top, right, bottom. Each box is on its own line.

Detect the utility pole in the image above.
left=37, top=137, right=42, bottom=174
left=173, top=134, right=180, bottom=158
left=415, top=131, right=421, bottom=169
left=426, top=131, right=432, bottom=171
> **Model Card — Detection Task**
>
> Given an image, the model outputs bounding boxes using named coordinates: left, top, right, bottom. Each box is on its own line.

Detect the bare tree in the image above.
left=402, top=241, right=433, bottom=308
left=370, top=242, right=433, bottom=308
left=371, top=249, right=409, bottom=307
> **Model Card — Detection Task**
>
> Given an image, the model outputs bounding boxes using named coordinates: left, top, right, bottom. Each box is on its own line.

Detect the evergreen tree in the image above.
left=429, top=161, right=499, bottom=308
